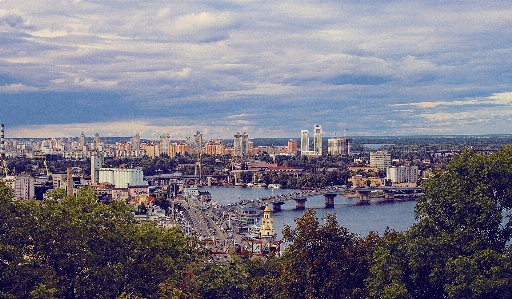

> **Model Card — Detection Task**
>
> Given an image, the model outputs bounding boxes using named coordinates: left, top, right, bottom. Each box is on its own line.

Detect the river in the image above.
left=202, top=186, right=417, bottom=238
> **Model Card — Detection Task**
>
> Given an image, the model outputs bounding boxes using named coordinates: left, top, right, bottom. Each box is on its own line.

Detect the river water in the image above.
left=203, top=186, right=417, bottom=238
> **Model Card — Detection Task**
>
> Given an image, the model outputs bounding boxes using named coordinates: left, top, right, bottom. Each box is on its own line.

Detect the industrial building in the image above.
left=98, top=167, right=145, bottom=188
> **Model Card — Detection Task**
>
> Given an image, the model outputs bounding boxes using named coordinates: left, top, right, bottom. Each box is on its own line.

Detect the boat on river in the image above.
left=268, top=183, right=281, bottom=189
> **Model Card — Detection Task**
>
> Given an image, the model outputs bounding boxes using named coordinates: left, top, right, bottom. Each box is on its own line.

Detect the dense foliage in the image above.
left=367, top=146, right=512, bottom=299
left=0, top=185, right=197, bottom=299
left=3, top=145, right=512, bottom=298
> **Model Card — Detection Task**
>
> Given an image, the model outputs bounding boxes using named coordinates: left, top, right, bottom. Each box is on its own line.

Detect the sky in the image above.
left=1, top=0, right=512, bottom=140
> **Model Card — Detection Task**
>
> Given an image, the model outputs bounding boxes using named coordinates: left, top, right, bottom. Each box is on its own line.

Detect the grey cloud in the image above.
left=1, top=1, right=512, bottom=138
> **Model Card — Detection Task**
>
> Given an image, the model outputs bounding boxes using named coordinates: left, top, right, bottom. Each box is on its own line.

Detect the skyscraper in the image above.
left=194, top=131, right=203, bottom=155
left=159, top=134, right=171, bottom=156
left=287, top=139, right=298, bottom=155
left=234, top=132, right=249, bottom=157
left=313, top=125, right=322, bottom=156
left=79, top=132, right=86, bottom=151
left=132, top=132, right=140, bottom=150
left=300, top=130, right=309, bottom=153
left=91, top=152, right=104, bottom=185
left=92, top=133, right=100, bottom=151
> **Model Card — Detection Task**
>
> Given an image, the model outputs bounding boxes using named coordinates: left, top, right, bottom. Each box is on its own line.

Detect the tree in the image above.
left=280, top=208, right=378, bottom=299
left=367, top=147, right=512, bottom=299
left=0, top=184, right=196, bottom=299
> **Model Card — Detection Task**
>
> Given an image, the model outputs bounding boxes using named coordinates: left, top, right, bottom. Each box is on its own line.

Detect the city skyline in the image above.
left=1, top=1, right=512, bottom=139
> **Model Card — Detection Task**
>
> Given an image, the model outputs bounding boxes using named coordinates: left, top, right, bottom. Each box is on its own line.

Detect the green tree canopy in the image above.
left=367, top=146, right=512, bottom=299
left=0, top=184, right=196, bottom=299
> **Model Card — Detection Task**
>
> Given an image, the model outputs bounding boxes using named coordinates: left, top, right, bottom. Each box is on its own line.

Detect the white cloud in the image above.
left=487, top=92, right=512, bottom=104
left=73, top=77, right=118, bottom=88
left=171, top=11, right=234, bottom=34
left=0, top=83, right=38, bottom=93
left=30, top=29, right=68, bottom=38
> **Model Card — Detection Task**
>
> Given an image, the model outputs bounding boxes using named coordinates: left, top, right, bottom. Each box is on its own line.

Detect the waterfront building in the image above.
left=259, top=203, right=275, bottom=238
left=370, top=151, right=392, bottom=171
left=349, top=175, right=383, bottom=187
left=313, top=124, right=322, bottom=156
left=386, top=165, right=419, bottom=184
left=327, top=137, right=352, bottom=156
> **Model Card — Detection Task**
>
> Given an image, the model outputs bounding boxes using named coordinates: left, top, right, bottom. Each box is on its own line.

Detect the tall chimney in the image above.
left=1, top=124, right=4, bottom=161
left=1, top=124, right=5, bottom=177
left=66, top=166, right=73, bottom=196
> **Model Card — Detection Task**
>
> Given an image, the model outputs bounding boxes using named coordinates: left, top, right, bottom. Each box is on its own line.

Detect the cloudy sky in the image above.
left=1, top=0, right=511, bottom=140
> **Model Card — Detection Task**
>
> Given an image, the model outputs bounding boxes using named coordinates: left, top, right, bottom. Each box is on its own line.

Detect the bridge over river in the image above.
left=250, top=186, right=422, bottom=211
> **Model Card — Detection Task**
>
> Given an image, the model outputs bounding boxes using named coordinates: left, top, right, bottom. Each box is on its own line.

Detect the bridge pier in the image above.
left=402, top=189, right=415, bottom=200
left=323, top=193, right=337, bottom=208
left=294, top=197, right=307, bottom=210
left=357, top=190, right=371, bottom=202
left=272, top=202, right=285, bottom=212
left=383, top=190, right=395, bottom=200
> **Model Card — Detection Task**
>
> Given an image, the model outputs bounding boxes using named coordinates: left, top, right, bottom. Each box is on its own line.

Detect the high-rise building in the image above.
left=370, top=151, right=392, bottom=171
left=313, top=125, right=322, bottom=156
left=79, top=132, right=86, bottom=151
left=386, top=166, right=418, bottom=184
left=132, top=133, right=140, bottom=150
left=144, top=143, right=160, bottom=158
left=159, top=134, right=171, bottom=157
left=92, top=133, right=100, bottom=151
left=91, top=152, right=104, bottom=185
left=204, top=140, right=225, bottom=155
left=14, top=175, right=35, bottom=200
left=234, top=132, right=249, bottom=157
left=287, top=139, right=298, bottom=155
left=194, top=131, right=202, bottom=155
left=327, top=137, right=352, bottom=156
left=175, top=141, right=189, bottom=156
left=300, top=130, right=309, bottom=153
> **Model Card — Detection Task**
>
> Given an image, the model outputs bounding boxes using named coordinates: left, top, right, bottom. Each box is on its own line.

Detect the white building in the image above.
left=386, top=166, right=419, bottom=184
left=313, top=125, right=322, bottom=155
left=327, top=137, right=352, bottom=156
left=99, top=168, right=145, bottom=188
left=300, top=130, right=309, bottom=153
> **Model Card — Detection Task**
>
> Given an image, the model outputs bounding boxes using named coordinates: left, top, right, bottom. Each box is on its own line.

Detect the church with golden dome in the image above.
left=259, top=203, right=275, bottom=238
